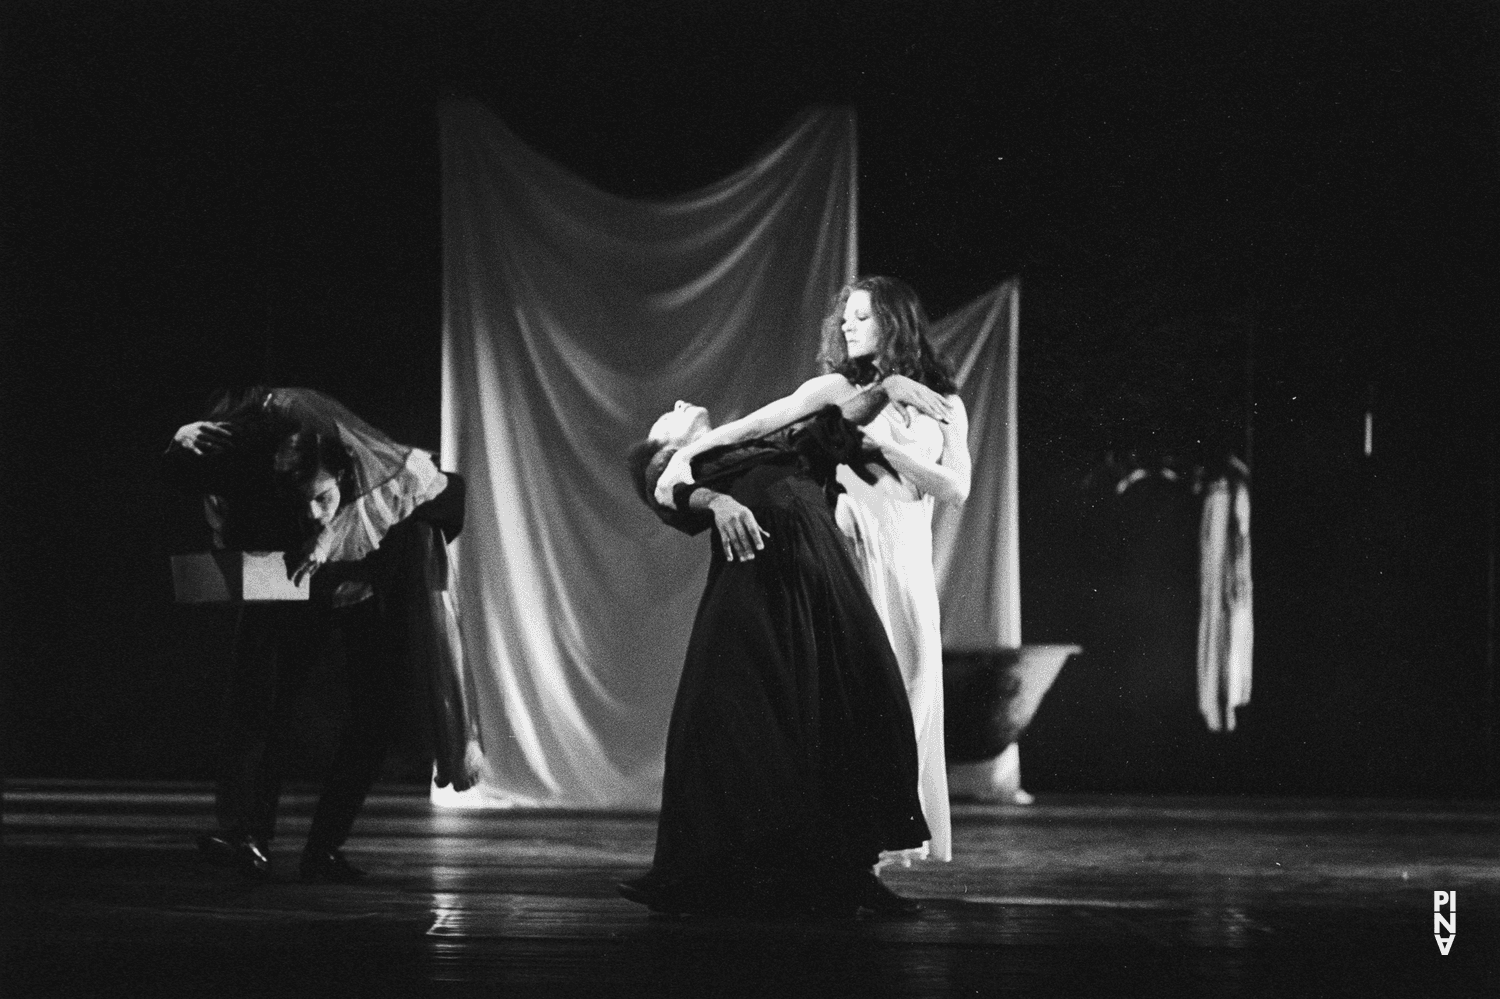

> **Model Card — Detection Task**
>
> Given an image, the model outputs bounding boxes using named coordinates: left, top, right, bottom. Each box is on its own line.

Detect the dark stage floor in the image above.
left=3, top=781, right=1496, bottom=998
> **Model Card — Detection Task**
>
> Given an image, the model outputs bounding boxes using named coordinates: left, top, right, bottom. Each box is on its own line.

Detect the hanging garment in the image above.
left=1197, top=477, right=1253, bottom=732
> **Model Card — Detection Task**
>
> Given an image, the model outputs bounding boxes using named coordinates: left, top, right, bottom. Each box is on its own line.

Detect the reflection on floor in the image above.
left=3, top=781, right=1497, bottom=997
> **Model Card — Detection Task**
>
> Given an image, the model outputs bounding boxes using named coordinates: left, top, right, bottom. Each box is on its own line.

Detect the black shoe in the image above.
left=197, top=831, right=272, bottom=880
left=299, top=847, right=367, bottom=884
left=847, top=871, right=923, bottom=917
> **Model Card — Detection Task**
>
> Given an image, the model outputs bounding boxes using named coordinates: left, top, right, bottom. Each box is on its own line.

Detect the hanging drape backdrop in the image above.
left=928, top=280, right=1022, bottom=650
left=437, top=99, right=1018, bottom=808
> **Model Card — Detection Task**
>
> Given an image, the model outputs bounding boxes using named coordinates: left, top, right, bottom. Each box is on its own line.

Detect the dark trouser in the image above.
left=211, top=476, right=467, bottom=851
left=214, top=585, right=403, bottom=852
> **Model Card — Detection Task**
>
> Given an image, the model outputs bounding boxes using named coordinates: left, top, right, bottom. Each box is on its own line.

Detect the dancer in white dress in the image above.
left=820, top=277, right=970, bottom=864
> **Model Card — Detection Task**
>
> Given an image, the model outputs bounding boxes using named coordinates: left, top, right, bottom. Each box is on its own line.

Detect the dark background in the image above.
left=3, top=0, right=1497, bottom=796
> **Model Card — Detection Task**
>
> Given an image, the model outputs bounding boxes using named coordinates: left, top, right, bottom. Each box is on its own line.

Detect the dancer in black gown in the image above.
left=622, top=380, right=942, bottom=916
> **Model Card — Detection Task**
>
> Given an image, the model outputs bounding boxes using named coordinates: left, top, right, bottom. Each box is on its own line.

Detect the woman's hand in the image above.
left=172, top=420, right=235, bottom=455
left=287, top=530, right=331, bottom=586
left=865, top=395, right=971, bottom=506
left=654, top=452, right=695, bottom=507
left=707, top=494, right=769, bottom=562
left=881, top=375, right=951, bottom=426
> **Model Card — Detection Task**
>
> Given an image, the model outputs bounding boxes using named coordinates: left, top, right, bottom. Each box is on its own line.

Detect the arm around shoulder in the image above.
left=676, top=374, right=860, bottom=463
left=872, top=394, right=971, bottom=506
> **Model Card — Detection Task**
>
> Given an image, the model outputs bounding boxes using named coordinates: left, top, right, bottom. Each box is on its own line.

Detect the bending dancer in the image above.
left=164, top=387, right=480, bottom=883
left=659, top=276, right=970, bottom=865
left=623, top=379, right=945, bottom=917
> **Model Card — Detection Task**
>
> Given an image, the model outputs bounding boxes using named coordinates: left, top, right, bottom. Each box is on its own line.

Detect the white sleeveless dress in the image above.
left=835, top=403, right=951, bottom=863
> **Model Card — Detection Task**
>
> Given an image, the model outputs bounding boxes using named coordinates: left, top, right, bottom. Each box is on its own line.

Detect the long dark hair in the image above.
left=817, top=276, right=957, bottom=394
left=272, top=429, right=355, bottom=505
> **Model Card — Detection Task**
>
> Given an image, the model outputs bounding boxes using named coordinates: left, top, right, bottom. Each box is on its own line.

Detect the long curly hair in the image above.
left=816, top=276, right=957, bottom=395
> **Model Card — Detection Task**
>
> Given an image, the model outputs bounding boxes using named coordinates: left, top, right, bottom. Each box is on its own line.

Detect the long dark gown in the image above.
left=633, top=408, right=929, bottom=913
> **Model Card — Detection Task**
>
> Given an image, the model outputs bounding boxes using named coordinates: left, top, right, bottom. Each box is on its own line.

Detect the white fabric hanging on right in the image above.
left=1197, top=477, right=1253, bottom=732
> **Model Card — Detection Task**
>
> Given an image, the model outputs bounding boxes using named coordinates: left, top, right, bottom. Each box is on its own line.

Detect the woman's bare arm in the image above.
left=678, top=374, right=862, bottom=463
left=654, top=375, right=862, bottom=505
left=675, top=371, right=952, bottom=464
left=867, top=394, right=971, bottom=505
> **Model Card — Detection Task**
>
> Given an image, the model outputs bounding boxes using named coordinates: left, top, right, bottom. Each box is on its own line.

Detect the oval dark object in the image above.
left=943, top=645, right=1080, bottom=763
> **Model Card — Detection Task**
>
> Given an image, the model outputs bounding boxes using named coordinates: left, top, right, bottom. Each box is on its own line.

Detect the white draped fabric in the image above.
left=436, top=99, right=1022, bottom=808
left=930, top=281, right=1022, bottom=649
left=1197, top=477, right=1253, bottom=732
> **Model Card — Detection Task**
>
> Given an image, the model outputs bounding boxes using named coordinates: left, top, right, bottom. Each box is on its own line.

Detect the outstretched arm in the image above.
left=681, top=374, right=864, bottom=463
left=678, top=373, right=952, bottom=459
left=653, top=373, right=958, bottom=507
left=654, top=374, right=865, bottom=506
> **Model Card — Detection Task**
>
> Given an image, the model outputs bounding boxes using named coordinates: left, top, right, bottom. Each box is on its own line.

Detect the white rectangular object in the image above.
left=171, top=551, right=309, bottom=603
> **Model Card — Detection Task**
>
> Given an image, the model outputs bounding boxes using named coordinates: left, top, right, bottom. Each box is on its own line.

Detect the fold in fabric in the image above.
left=403, top=521, right=484, bottom=791
left=928, top=281, right=1022, bottom=649
left=326, top=450, right=448, bottom=564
